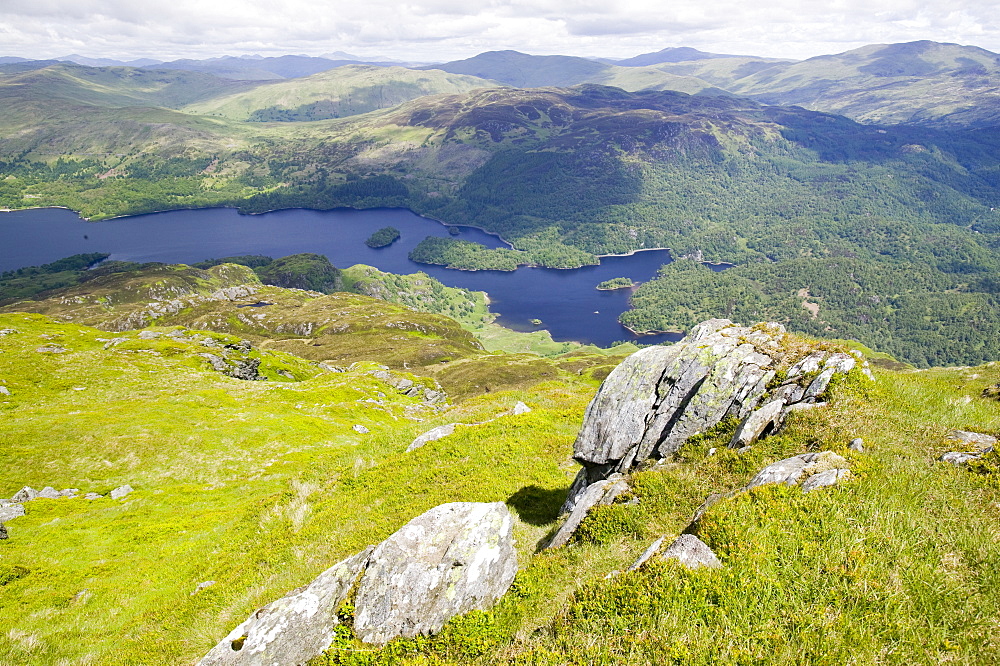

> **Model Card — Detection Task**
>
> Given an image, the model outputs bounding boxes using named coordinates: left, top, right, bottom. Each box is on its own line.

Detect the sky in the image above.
left=1, top=0, right=998, bottom=63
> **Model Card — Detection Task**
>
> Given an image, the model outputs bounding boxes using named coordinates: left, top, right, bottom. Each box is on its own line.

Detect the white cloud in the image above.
left=0, top=0, right=998, bottom=62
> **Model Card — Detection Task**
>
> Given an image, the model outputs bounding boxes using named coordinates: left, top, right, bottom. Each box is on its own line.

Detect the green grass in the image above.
left=3, top=306, right=1000, bottom=664
left=0, top=312, right=594, bottom=664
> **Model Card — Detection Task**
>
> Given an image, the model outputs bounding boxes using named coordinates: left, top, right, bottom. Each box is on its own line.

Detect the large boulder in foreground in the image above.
left=566, top=319, right=866, bottom=507
left=197, top=548, right=372, bottom=666
left=353, top=502, right=518, bottom=645
left=199, top=502, right=517, bottom=663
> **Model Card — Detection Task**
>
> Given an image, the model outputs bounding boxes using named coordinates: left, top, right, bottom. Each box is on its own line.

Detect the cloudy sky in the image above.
left=2, top=0, right=997, bottom=63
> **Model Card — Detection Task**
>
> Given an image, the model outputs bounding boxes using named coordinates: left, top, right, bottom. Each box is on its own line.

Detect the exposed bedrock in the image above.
left=565, top=319, right=867, bottom=509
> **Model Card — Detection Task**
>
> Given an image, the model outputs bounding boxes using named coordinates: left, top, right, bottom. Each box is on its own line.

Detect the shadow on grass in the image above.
left=507, top=484, right=567, bottom=527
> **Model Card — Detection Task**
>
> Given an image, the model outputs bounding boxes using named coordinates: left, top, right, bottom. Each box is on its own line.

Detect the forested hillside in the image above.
left=4, top=60, right=1000, bottom=365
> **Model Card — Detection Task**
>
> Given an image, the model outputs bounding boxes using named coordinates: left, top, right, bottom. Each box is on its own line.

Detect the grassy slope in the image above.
left=0, top=312, right=597, bottom=664
left=183, top=65, right=501, bottom=121
left=1, top=308, right=999, bottom=664
left=730, top=41, right=1000, bottom=128
left=583, top=64, right=732, bottom=95
left=0, top=63, right=255, bottom=110
left=424, top=50, right=724, bottom=95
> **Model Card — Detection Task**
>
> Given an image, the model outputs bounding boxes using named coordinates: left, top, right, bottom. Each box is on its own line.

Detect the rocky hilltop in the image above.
left=565, top=318, right=868, bottom=507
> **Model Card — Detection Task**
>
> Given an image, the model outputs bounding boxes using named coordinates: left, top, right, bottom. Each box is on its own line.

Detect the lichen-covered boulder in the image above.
left=110, top=485, right=134, bottom=500
left=729, top=399, right=786, bottom=449
left=353, top=502, right=518, bottom=645
left=940, top=451, right=983, bottom=466
left=199, top=502, right=518, bottom=663
left=198, top=548, right=372, bottom=666
left=571, top=320, right=781, bottom=489
left=659, top=534, right=721, bottom=569
left=0, top=504, right=26, bottom=523
left=745, top=451, right=849, bottom=491
left=801, top=467, right=851, bottom=492
left=11, top=487, right=38, bottom=503
left=945, top=430, right=996, bottom=451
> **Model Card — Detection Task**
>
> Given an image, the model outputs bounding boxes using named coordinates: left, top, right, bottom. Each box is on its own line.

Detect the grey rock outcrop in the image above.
left=110, top=485, right=134, bottom=500
left=198, top=548, right=373, bottom=666
left=939, top=430, right=995, bottom=466
left=199, top=342, right=264, bottom=381
left=0, top=523, right=7, bottom=539
left=352, top=424, right=370, bottom=434
left=946, top=430, right=996, bottom=450
left=627, top=537, right=665, bottom=571
left=229, top=358, right=263, bottom=381
left=0, top=504, right=25, bottom=522
left=12, top=487, right=38, bottom=503
left=0, top=386, right=10, bottom=396
left=940, top=451, right=983, bottom=466
left=407, top=423, right=457, bottom=452
left=745, top=451, right=849, bottom=491
left=353, top=502, right=517, bottom=645
left=660, top=534, right=721, bottom=569
left=200, top=502, right=518, bottom=662
left=369, top=369, right=448, bottom=407
left=511, top=401, right=531, bottom=415
left=801, top=468, right=850, bottom=492
left=565, top=319, right=867, bottom=508
left=849, top=438, right=865, bottom=452
left=548, top=475, right=630, bottom=549
left=729, top=399, right=785, bottom=449
left=37, top=487, right=60, bottom=499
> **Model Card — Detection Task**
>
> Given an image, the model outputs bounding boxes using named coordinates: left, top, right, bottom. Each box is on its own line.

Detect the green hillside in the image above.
left=729, top=40, right=1000, bottom=128
left=426, top=50, right=726, bottom=94
left=5, top=70, right=1000, bottom=365
left=643, top=56, right=797, bottom=88
left=0, top=62, right=253, bottom=110
left=184, top=65, right=501, bottom=121
left=2, top=273, right=999, bottom=664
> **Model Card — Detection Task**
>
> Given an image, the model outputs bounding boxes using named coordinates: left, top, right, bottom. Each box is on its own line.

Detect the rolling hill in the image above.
left=143, top=54, right=393, bottom=80
left=424, top=49, right=727, bottom=95
left=728, top=40, right=1000, bottom=128
left=613, top=46, right=769, bottom=66
left=183, top=65, right=502, bottom=121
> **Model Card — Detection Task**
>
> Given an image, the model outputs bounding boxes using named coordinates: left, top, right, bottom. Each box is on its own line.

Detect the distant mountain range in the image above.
left=4, top=40, right=999, bottom=127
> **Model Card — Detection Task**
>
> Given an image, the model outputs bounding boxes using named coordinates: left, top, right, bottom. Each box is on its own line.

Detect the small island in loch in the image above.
left=596, top=277, right=635, bottom=290
left=364, top=226, right=401, bottom=248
